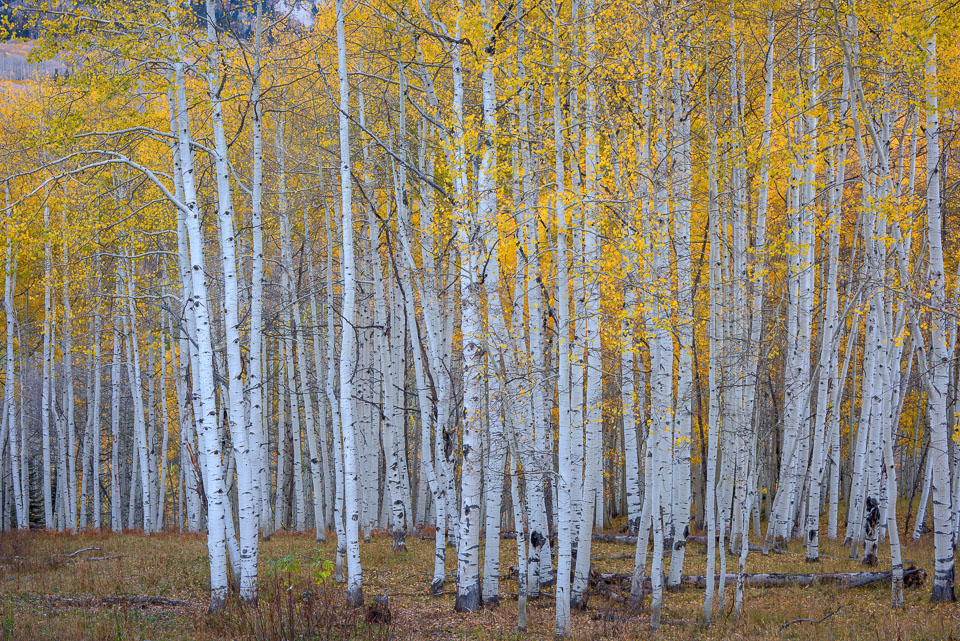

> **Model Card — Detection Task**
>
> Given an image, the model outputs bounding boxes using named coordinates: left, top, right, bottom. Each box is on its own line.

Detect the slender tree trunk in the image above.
left=172, top=46, right=231, bottom=611
left=335, top=0, right=363, bottom=606
left=203, top=0, right=258, bottom=600
left=110, top=278, right=123, bottom=532
left=41, top=200, right=53, bottom=529
left=120, top=258, right=152, bottom=534
left=703, top=54, right=722, bottom=623
left=552, top=1, right=572, bottom=631
left=2, top=182, right=24, bottom=530
left=923, top=34, right=955, bottom=603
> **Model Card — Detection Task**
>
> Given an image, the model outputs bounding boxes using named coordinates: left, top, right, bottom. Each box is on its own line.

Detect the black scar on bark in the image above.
left=931, top=566, right=956, bottom=602
left=531, top=530, right=546, bottom=549
left=809, top=529, right=817, bottom=541
left=443, top=429, right=454, bottom=460
left=392, top=526, right=407, bottom=552
left=346, top=585, right=364, bottom=608
left=931, top=583, right=956, bottom=603
left=455, top=582, right=481, bottom=612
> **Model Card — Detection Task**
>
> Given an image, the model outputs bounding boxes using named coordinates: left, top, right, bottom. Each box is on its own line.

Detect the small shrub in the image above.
left=233, top=550, right=393, bottom=641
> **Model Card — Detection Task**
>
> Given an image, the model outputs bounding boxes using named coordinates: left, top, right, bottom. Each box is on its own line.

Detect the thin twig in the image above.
left=778, top=605, right=843, bottom=631
left=54, top=547, right=102, bottom=558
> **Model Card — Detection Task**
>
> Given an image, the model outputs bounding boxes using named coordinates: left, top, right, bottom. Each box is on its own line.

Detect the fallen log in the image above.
left=501, top=531, right=641, bottom=545
left=594, top=567, right=924, bottom=590
left=104, top=596, right=190, bottom=607
left=589, top=534, right=639, bottom=545
left=38, top=595, right=190, bottom=608
left=501, top=531, right=765, bottom=552
left=588, top=611, right=686, bottom=626
left=594, top=533, right=766, bottom=552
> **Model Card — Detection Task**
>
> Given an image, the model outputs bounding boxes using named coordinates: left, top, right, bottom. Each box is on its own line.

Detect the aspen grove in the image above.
left=0, top=0, right=959, bottom=635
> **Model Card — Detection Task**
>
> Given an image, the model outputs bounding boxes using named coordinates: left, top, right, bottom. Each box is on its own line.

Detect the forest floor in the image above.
left=0, top=518, right=958, bottom=641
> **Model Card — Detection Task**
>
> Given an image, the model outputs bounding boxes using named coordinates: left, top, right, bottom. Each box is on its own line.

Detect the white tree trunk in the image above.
left=203, top=0, right=258, bottom=599
left=248, top=0, right=267, bottom=537
left=703, top=63, right=722, bottom=623
left=91, top=276, right=103, bottom=529
left=2, top=182, right=24, bottom=530
left=110, top=279, right=123, bottom=532
left=571, top=0, right=602, bottom=608
left=667, top=39, right=693, bottom=589
left=552, top=2, right=573, bottom=631
left=172, top=50, right=231, bottom=611
left=61, top=230, right=78, bottom=532
left=120, top=258, right=153, bottom=534
left=41, top=200, right=54, bottom=529
left=335, top=0, right=363, bottom=606
left=923, top=34, right=955, bottom=603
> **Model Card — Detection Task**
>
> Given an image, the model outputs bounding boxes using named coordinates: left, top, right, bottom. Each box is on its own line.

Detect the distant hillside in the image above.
left=0, top=41, right=65, bottom=81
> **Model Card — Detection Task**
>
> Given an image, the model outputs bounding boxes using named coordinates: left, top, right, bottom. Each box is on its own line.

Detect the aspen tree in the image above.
left=248, top=0, right=268, bottom=538
left=476, top=0, right=509, bottom=605
left=335, top=0, right=364, bottom=606
left=804, top=31, right=838, bottom=564
left=78, top=342, right=93, bottom=529
left=358, top=87, right=402, bottom=548
left=41, top=199, right=53, bottom=529
left=281, top=324, right=306, bottom=531
left=166, top=87, right=201, bottom=534
left=61, top=224, right=77, bottom=532
left=172, top=33, right=231, bottom=610
left=294, top=208, right=327, bottom=540
left=553, top=0, right=573, bottom=630
left=667, top=35, right=693, bottom=589
left=567, top=0, right=585, bottom=543
left=120, top=257, right=153, bottom=533
left=305, top=171, right=333, bottom=538
left=826, top=68, right=852, bottom=542
left=517, top=0, right=553, bottom=591
left=110, top=276, right=123, bottom=532
left=324, top=183, right=346, bottom=582
left=646, top=43, right=673, bottom=628
left=202, top=0, right=259, bottom=597
left=702, top=36, right=722, bottom=622
left=2, top=181, right=24, bottom=530
left=922, top=33, right=955, bottom=603
left=91, top=267, right=103, bottom=528
left=571, top=0, right=602, bottom=608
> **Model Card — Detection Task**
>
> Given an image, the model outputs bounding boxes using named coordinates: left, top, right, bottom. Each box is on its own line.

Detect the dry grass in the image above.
left=0, top=519, right=957, bottom=641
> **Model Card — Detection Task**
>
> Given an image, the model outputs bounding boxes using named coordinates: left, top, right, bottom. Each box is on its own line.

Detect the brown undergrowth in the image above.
left=0, top=514, right=957, bottom=640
